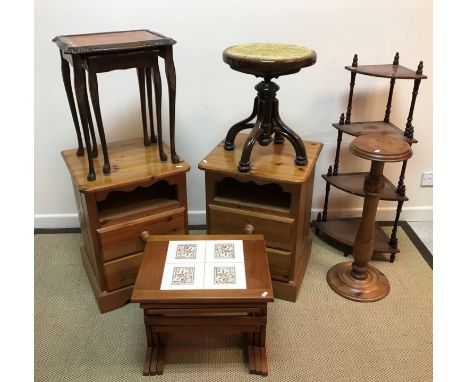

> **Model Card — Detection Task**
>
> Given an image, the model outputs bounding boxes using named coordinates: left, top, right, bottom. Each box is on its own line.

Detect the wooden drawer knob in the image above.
left=243, top=223, right=255, bottom=234
left=140, top=231, right=150, bottom=243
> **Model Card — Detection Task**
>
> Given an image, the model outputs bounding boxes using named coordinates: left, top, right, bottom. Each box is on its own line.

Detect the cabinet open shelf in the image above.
left=322, top=172, right=408, bottom=202
left=315, top=219, right=398, bottom=255
left=97, top=180, right=179, bottom=224
left=214, top=177, right=291, bottom=214
left=332, top=121, right=417, bottom=144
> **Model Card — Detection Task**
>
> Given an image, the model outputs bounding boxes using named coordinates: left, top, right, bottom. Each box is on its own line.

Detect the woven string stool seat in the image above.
left=222, top=43, right=317, bottom=172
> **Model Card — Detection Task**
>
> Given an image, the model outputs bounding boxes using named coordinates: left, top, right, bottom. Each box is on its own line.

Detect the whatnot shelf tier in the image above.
left=345, top=64, right=427, bottom=80
left=332, top=121, right=417, bottom=144
left=322, top=172, right=408, bottom=202
left=315, top=219, right=398, bottom=255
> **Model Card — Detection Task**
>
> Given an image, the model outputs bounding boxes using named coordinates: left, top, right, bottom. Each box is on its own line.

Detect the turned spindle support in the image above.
left=345, top=54, right=358, bottom=124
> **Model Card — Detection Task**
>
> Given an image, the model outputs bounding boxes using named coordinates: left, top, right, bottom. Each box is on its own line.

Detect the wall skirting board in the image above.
left=34, top=207, right=433, bottom=229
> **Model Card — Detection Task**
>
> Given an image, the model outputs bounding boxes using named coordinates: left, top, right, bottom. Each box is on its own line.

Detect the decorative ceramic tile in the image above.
left=176, top=244, right=197, bottom=259
left=205, top=240, right=244, bottom=263
left=214, top=266, right=236, bottom=284
left=172, top=267, right=195, bottom=285
left=160, top=263, right=204, bottom=290
left=166, top=240, right=206, bottom=263
left=204, top=262, right=246, bottom=289
left=215, top=243, right=235, bottom=259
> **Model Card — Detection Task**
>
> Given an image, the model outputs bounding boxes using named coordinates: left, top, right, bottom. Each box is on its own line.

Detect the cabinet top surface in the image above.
left=62, top=138, right=190, bottom=193
left=198, top=134, right=323, bottom=183
left=131, top=234, right=274, bottom=303
left=345, top=64, right=427, bottom=79
left=53, top=29, right=175, bottom=54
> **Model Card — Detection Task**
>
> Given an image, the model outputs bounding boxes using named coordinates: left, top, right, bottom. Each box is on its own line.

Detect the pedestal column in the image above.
left=326, top=133, right=412, bottom=302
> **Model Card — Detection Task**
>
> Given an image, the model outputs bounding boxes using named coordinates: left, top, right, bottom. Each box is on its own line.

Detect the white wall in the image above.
left=34, top=0, right=432, bottom=228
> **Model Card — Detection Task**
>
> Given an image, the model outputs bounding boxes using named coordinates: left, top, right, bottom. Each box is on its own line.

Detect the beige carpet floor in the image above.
left=35, top=228, right=432, bottom=381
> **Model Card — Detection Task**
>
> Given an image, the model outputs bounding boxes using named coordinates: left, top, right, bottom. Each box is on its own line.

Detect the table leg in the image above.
left=137, top=68, right=151, bottom=146
left=247, top=331, right=256, bottom=373
left=152, top=61, right=167, bottom=161
left=60, top=52, right=84, bottom=156
left=164, top=46, right=180, bottom=163
left=246, top=308, right=268, bottom=376
left=145, top=67, right=157, bottom=144
left=72, top=56, right=96, bottom=181
left=87, top=67, right=110, bottom=174
left=156, top=333, right=166, bottom=375
left=84, top=80, right=99, bottom=158
left=143, top=347, right=152, bottom=376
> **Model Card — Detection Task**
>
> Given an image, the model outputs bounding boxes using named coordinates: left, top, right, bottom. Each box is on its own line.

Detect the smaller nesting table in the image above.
left=53, top=29, right=179, bottom=181
left=131, top=234, right=274, bottom=376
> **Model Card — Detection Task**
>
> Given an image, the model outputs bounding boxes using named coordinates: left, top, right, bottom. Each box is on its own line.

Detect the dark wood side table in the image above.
left=326, top=134, right=412, bottom=302
left=199, top=133, right=323, bottom=302
left=62, top=138, right=190, bottom=313
left=53, top=29, right=180, bottom=181
left=132, top=234, right=274, bottom=376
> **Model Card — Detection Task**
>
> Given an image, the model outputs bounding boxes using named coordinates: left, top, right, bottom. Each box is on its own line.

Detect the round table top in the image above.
left=349, top=134, right=413, bottom=162
left=223, top=43, right=316, bottom=77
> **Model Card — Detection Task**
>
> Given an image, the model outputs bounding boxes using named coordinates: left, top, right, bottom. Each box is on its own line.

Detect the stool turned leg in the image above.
left=152, top=61, right=167, bottom=161
left=164, top=46, right=180, bottom=164
left=238, top=103, right=265, bottom=172
left=273, top=99, right=308, bottom=165
left=224, top=96, right=258, bottom=150
left=145, top=67, right=157, bottom=144
left=87, top=68, right=111, bottom=174
left=72, top=57, right=96, bottom=181
left=59, top=53, right=84, bottom=156
left=273, top=125, right=285, bottom=144
left=137, top=68, right=151, bottom=147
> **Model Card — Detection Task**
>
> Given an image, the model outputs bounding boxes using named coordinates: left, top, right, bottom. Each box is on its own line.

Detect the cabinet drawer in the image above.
left=209, top=204, right=294, bottom=251
left=267, top=247, right=291, bottom=282
left=103, top=252, right=143, bottom=291
left=97, top=207, right=186, bottom=262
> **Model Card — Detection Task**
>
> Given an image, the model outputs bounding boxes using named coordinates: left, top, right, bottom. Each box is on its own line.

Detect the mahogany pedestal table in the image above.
left=326, top=134, right=412, bottom=302
left=131, top=234, right=274, bottom=376
left=53, top=29, right=179, bottom=181
left=222, top=43, right=317, bottom=171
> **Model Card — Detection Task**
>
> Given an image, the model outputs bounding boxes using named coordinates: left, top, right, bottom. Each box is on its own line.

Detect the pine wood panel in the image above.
left=198, top=133, right=322, bottom=184
left=97, top=207, right=186, bottom=262
left=103, top=251, right=144, bottom=291
left=266, top=247, right=291, bottom=282
left=62, top=138, right=190, bottom=193
left=208, top=204, right=294, bottom=251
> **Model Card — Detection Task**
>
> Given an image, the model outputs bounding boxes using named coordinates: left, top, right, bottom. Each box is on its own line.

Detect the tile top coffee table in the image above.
left=131, top=234, right=274, bottom=376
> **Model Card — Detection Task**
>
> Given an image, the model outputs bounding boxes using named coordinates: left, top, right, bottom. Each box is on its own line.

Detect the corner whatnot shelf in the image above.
left=315, top=52, right=427, bottom=262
